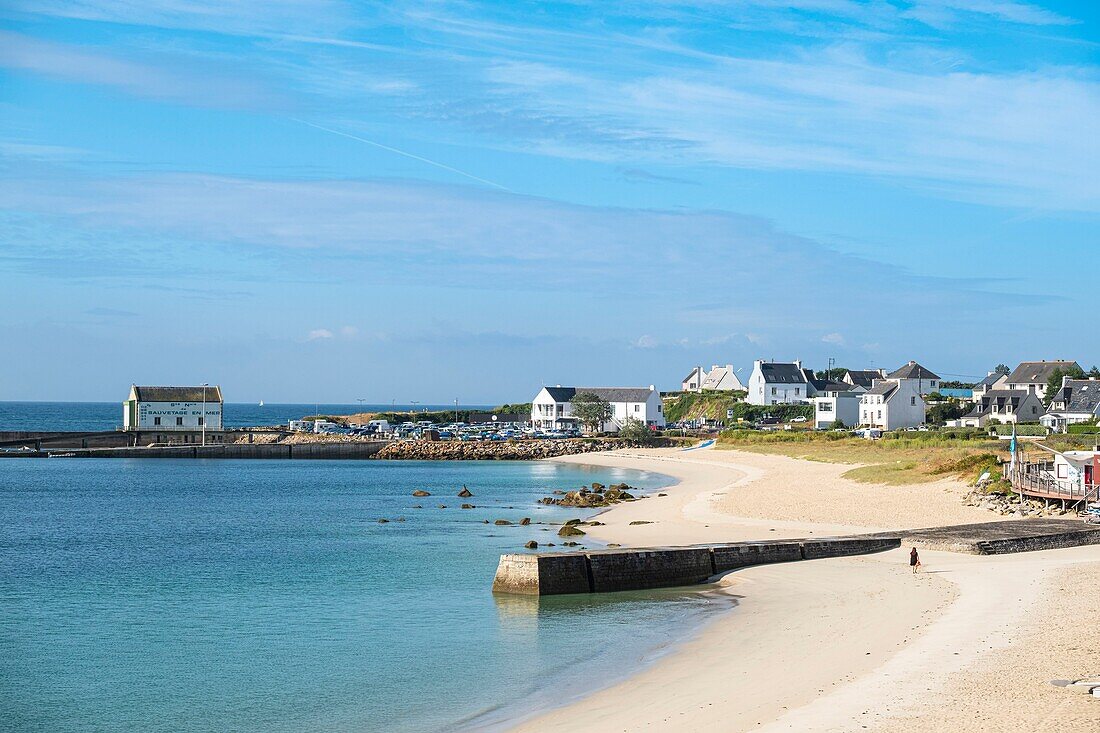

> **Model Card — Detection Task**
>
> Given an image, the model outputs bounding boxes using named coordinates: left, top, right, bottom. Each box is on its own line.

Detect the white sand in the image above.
left=507, top=447, right=1100, bottom=733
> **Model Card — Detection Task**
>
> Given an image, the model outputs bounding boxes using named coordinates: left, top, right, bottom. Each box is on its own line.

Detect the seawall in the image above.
left=492, top=536, right=900, bottom=596
left=8, top=442, right=388, bottom=459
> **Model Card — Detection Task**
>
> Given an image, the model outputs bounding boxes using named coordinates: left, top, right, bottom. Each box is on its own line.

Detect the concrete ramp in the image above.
left=897, top=518, right=1100, bottom=555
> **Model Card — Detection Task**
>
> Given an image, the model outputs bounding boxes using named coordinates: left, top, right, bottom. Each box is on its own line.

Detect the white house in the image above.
left=701, top=364, right=744, bottom=391
left=813, top=385, right=862, bottom=428
left=681, top=364, right=745, bottom=392
left=681, top=366, right=705, bottom=392
left=123, top=385, right=223, bottom=431
left=1040, top=377, right=1100, bottom=432
left=530, top=385, right=665, bottom=433
left=859, top=379, right=926, bottom=430
left=884, top=361, right=941, bottom=396
left=957, top=389, right=1046, bottom=427
left=1003, top=360, right=1082, bottom=398
left=747, top=360, right=816, bottom=405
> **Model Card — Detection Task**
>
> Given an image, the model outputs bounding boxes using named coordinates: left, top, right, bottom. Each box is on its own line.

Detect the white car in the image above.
left=791, top=416, right=807, bottom=423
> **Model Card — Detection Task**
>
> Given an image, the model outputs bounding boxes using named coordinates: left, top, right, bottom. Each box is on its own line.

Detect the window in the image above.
left=198, top=417, right=204, bottom=426
left=820, top=403, right=833, bottom=412
left=1057, top=463, right=1068, bottom=479
left=154, top=417, right=161, bottom=426
left=771, top=387, right=777, bottom=395
left=176, top=417, right=184, bottom=426
left=1032, top=406, right=1037, bottom=414
left=795, top=388, right=800, bottom=396
left=877, top=410, right=882, bottom=419
left=634, top=404, right=640, bottom=412
left=911, top=397, right=916, bottom=406
left=657, top=404, right=662, bottom=413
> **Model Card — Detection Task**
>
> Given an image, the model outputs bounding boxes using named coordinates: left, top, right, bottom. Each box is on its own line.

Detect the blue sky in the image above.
left=1, top=1, right=1097, bottom=402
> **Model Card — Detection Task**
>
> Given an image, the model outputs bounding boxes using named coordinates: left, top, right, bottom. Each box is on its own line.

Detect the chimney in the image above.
left=649, top=384, right=655, bottom=391
left=794, top=359, right=802, bottom=369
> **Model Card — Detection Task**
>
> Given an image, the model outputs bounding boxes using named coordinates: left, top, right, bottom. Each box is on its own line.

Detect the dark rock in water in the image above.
left=558, top=525, right=586, bottom=537
left=552, top=490, right=566, bottom=495
left=377, top=518, right=390, bottom=524
left=524, top=540, right=538, bottom=549
left=396, top=518, right=406, bottom=522
left=412, top=505, right=423, bottom=509
left=564, top=518, right=583, bottom=526
left=461, top=504, right=475, bottom=509
left=587, top=521, right=605, bottom=526
left=438, top=504, right=447, bottom=509
left=412, top=490, right=431, bottom=497
left=519, top=517, right=531, bottom=526
left=494, top=519, right=512, bottom=526
left=591, top=482, right=605, bottom=491
left=457, top=486, right=473, bottom=498
left=628, top=520, right=654, bottom=525
left=562, top=541, right=579, bottom=547
left=658, top=493, right=668, bottom=497
left=482, top=519, right=490, bottom=524
left=607, top=543, right=621, bottom=548
left=546, top=542, right=556, bottom=547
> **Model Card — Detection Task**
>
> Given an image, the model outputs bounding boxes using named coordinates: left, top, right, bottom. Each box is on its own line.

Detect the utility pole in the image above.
left=454, top=398, right=459, bottom=423
left=201, top=383, right=208, bottom=447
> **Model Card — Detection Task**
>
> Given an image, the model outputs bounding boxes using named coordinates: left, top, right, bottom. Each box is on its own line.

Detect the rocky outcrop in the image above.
left=373, top=439, right=648, bottom=460
left=412, top=489, right=431, bottom=497
left=539, top=483, right=638, bottom=508
left=963, top=489, right=1077, bottom=517
left=457, top=486, right=473, bottom=497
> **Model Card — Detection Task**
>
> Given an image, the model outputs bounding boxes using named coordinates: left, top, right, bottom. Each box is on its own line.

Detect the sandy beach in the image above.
left=509, top=446, right=1100, bottom=732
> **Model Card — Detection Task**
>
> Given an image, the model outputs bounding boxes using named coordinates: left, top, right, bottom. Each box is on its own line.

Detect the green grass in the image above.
left=716, top=428, right=1007, bottom=485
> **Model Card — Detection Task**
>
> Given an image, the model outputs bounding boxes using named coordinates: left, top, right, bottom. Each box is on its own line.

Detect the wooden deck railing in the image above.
left=1007, top=462, right=1099, bottom=505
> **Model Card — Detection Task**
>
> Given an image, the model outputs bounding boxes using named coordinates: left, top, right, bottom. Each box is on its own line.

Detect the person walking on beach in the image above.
left=910, top=547, right=921, bottom=574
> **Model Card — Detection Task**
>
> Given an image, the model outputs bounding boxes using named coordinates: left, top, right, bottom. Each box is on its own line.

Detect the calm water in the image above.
left=0, top=459, right=724, bottom=733
left=0, top=402, right=492, bottom=432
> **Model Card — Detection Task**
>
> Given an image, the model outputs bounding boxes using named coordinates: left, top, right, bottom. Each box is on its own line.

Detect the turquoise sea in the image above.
left=0, top=458, right=726, bottom=732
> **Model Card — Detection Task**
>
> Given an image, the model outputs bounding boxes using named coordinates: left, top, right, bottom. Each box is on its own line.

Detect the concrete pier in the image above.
left=492, top=536, right=900, bottom=596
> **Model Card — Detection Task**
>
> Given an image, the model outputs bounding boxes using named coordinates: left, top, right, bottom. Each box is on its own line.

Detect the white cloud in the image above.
left=634, top=334, right=659, bottom=348
left=821, top=332, right=846, bottom=345
left=307, top=328, right=333, bottom=340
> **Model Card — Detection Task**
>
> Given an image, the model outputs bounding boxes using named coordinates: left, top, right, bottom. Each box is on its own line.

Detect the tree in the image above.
left=994, top=364, right=1010, bottom=375
left=618, top=417, right=654, bottom=443
left=570, top=392, right=613, bottom=433
left=814, top=367, right=848, bottom=381
left=1044, top=365, right=1086, bottom=405
left=1089, top=365, right=1100, bottom=379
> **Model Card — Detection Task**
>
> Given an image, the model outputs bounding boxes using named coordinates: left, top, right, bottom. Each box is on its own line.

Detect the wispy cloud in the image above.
left=307, top=328, right=333, bottom=340
left=821, top=332, right=846, bottom=346
left=0, top=30, right=282, bottom=109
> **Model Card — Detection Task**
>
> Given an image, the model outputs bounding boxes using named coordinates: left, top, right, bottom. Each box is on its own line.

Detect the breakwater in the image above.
left=373, top=438, right=657, bottom=460
left=8, top=442, right=388, bottom=459
left=492, top=536, right=900, bottom=595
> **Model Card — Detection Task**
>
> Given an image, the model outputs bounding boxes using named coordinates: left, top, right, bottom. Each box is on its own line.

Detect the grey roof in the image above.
left=759, top=362, right=813, bottom=384
left=814, top=379, right=854, bottom=392
left=971, top=389, right=1038, bottom=416
left=542, top=386, right=654, bottom=403
left=1005, top=360, right=1081, bottom=386
left=844, top=370, right=882, bottom=389
left=682, top=366, right=703, bottom=383
left=132, top=385, right=223, bottom=402
left=866, top=382, right=897, bottom=398
left=887, top=361, right=940, bottom=381
left=1061, top=379, right=1100, bottom=414
left=977, top=370, right=1007, bottom=388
